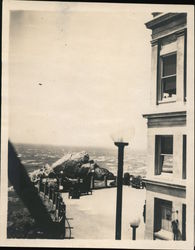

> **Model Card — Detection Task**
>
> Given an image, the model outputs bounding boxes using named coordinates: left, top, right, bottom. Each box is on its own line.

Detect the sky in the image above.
left=8, top=3, right=152, bottom=149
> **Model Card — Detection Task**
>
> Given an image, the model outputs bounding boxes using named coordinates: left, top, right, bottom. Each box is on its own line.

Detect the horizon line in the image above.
left=10, top=140, right=147, bottom=151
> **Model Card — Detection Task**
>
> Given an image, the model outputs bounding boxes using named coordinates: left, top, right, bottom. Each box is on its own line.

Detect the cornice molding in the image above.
left=176, top=28, right=187, bottom=37
left=142, top=111, right=186, bottom=128
left=150, top=39, right=158, bottom=47
left=143, top=178, right=186, bottom=198
left=150, top=27, right=186, bottom=47
left=143, top=111, right=186, bottom=119
left=145, top=13, right=187, bottom=30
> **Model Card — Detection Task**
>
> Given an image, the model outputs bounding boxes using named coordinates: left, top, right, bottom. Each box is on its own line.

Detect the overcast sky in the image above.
left=8, top=3, right=152, bottom=149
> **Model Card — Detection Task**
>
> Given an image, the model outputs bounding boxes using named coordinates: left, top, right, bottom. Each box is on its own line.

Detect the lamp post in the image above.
left=115, top=141, right=129, bottom=240
left=130, top=218, right=140, bottom=240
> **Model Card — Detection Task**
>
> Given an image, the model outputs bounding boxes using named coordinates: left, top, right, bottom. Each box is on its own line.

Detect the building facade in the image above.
left=143, top=13, right=188, bottom=241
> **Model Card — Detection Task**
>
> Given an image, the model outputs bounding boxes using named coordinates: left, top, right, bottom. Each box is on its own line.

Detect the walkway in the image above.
left=62, top=186, right=146, bottom=240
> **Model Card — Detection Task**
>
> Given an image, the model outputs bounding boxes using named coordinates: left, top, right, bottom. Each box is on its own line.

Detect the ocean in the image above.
left=13, top=143, right=147, bottom=177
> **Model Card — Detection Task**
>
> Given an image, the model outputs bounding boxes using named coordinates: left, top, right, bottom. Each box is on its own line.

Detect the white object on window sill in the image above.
left=158, top=98, right=176, bottom=104
left=154, top=229, right=173, bottom=240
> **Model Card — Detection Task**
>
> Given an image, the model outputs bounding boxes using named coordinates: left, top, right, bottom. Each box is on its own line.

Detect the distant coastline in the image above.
left=12, top=143, right=147, bottom=178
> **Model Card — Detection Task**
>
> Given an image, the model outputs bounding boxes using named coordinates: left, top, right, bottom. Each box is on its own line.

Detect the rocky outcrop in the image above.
left=94, top=164, right=115, bottom=180
left=30, top=164, right=55, bottom=182
left=30, top=151, right=115, bottom=182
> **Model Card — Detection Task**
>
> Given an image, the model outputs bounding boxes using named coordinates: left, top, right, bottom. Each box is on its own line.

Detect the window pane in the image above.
left=161, top=155, right=173, bottom=173
left=162, top=76, right=176, bottom=99
left=162, top=54, right=177, bottom=76
left=155, top=136, right=174, bottom=175
left=161, top=136, right=173, bottom=154
left=161, top=205, right=172, bottom=231
left=154, top=199, right=172, bottom=233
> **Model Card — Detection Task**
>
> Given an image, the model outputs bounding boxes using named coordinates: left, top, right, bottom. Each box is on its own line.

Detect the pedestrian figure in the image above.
left=171, top=219, right=179, bottom=240
left=123, top=172, right=130, bottom=186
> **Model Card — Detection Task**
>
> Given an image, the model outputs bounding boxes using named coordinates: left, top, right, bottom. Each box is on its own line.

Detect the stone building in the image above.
left=142, top=13, right=190, bottom=241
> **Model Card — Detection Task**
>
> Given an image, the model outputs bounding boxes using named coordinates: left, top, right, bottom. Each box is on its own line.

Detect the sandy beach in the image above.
left=62, top=186, right=146, bottom=240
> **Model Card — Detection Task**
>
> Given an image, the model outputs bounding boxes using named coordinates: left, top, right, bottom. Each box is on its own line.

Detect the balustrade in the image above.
left=36, top=178, right=66, bottom=224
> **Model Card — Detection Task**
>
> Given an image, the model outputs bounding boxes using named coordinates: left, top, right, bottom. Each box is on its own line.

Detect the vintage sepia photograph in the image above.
left=1, top=1, right=194, bottom=249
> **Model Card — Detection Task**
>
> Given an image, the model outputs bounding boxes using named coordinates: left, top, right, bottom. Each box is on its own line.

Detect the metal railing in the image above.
left=37, top=178, right=74, bottom=239
left=8, top=141, right=71, bottom=239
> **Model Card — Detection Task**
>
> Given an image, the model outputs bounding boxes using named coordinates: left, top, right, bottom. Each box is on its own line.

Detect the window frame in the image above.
left=155, top=135, right=174, bottom=175
left=158, top=52, right=177, bottom=103
left=154, top=198, right=173, bottom=240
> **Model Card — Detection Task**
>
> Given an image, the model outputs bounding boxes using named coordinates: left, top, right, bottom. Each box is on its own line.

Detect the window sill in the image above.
left=154, top=229, right=173, bottom=240
left=158, top=99, right=176, bottom=104
left=160, top=172, right=173, bottom=177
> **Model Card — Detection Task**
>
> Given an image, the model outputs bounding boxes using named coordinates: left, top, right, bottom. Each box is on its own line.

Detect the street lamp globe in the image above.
left=130, top=217, right=140, bottom=240
left=110, top=124, right=135, bottom=144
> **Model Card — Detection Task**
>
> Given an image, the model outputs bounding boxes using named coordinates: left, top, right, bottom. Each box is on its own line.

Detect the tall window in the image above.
left=155, top=135, right=173, bottom=175
left=154, top=198, right=172, bottom=233
left=161, top=201, right=172, bottom=232
left=182, top=204, right=186, bottom=240
left=182, top=135, right=187, bottom=179
left=160, top=53, right=177, bottom=101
